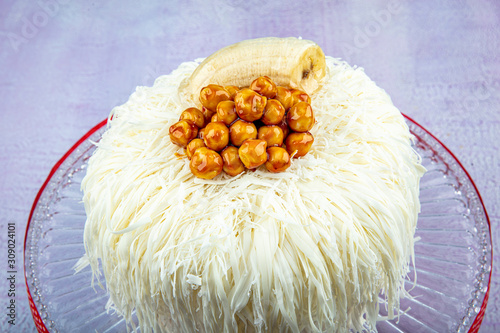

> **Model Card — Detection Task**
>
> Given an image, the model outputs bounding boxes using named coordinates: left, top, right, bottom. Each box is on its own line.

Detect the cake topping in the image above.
left=216, top=100, right=238, bottom=125
left=186, top=138, right=206, bottom=159
left=249, top=75, right=277, bottom=98
left=199, top=84, right=231, bottom=111
left=265, top=146, right=291, bottom=173
left=275, top=86, right=294, bottom=110
left=203, top=121, right=229, bottom=152
left=234, top=88, right=267, bottom=122
left=287, top=101, right=315, bottom=132
left=169, top=75, right=316, bottom=179
left=221, top=146, right=245, bottom=176
left=257, top=125, right=284, bottom=147
left=168, top=119, right=198, bottom=147
left=229, top=119, right=258, bottom=146
left=285, top=131, right=314, bottom=157
left=179, top=107, right=205, bottom=128
left=261, top=99, right=285, bottom=125
left=290, top=88, right=311, bottom=105
left=238, top=139, right=268, bottom=169
left=189, top=147, right=223, bottom=179
left=201, top=106, right=215, bottom=126
left=224, top=85, right=240, bottom=100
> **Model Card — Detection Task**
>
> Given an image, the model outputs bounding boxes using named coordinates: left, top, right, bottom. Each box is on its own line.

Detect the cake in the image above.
left=78, top=37, right=425, bottom=332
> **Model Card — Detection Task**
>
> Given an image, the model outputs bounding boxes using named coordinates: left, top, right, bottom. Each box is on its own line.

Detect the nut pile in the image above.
left=169, top=76, right=315, bottom=179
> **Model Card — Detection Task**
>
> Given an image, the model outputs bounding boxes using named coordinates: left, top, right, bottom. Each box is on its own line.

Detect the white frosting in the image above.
left=78, top=57, right=425, bottom=332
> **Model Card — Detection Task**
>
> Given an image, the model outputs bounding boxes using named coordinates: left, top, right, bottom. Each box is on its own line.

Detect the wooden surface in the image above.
left=1, top=0, right=498, bottom=331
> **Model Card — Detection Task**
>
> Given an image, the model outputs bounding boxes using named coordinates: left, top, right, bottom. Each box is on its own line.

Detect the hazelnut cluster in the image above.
left=169, top=76, right=315, bottom=179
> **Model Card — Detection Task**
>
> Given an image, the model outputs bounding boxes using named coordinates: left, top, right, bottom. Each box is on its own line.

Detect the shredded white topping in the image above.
left=78, top=57, right=425, bottom=333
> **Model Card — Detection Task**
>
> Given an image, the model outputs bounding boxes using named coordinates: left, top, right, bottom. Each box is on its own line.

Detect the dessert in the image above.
left=78, top=37, right=425, bottom=332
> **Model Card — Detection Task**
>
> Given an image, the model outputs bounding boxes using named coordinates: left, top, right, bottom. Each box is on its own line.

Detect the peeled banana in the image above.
left=178, top=37, right=327, bottom=107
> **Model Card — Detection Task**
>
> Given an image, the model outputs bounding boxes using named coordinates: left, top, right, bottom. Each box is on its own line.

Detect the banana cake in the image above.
left=78, top=37, right=425, bottom=333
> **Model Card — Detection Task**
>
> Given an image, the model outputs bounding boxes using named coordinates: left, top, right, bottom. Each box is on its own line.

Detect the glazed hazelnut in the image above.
left=287, top=102, right=315, bottom=133
left=275, top=86, right=294, bottom=110
left=229, top=119, right=257, bottom=146
left=290, top=89, right=311, bottom=106
left=250, top=76, right=277, bottom=98
left=265, top=147, right=291, bottom=173
left=234, top=88, right=267, bottom=122
left=216, top=100, right=238, bottom=125
left=200, top=84, right=231, bottom=111
left=221, top=146, right=245, bottom=176
left=169, top=120, right=198, bottom=147
left=201, top=106, right=215, bottom=126
left=258, top=125, right=284, bottom=147
left=285, top=132, right=314, bottom=158
left=198, top=127, right=205, bottom=140
left=204, top=122, right=229, bottom=152
left=186, top=138, right=206, bottom=159
left=277, top=118, right=289, bottom=138
left=238, top=139, right=268, bottom=169
left=190, top=147, right=223, bottom=179
left=179, top=107, right=204, bottom=128
left=261, top=99, right=285, bottom=125
left=224, top=85, right=239, bottom=100
left=180, top=77, right=316, bottom=178
left=211, top=113, right=220, bottom=122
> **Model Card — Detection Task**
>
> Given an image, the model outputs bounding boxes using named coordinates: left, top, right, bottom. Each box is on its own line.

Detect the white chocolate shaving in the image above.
left=78, top=57, right=425, bottom=332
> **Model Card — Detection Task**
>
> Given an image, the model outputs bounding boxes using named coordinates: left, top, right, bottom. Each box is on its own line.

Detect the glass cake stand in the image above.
left=24, top=116, right=492, bottom=333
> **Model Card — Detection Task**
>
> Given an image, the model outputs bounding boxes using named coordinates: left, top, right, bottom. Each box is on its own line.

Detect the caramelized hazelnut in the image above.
left=258, top=125, right=284, bottom=147
left=265, top=147, right=291, bottom=173
left=211, top=113, right=220, bottom=122
left=275, top=86, right=294, bottom=110
left=198, top=127, right=205, bottom=140
left=204, top=122, right=229, bottom=152
left=250, top=76, right=277, bottom=98
left=285, top=132, right=314, bottom=158
left=190, top=147, right=223, bottom=179
left=169, top=120, right=198, bottom=147
left=290, top=89, right=311, bottom=106
left=234, top=88, right=267, bottom=122
left=216, top=100, right=238, bottom=125
left=200, top=84, right=231, bottom=111
left=261, top=99, right=285, bottom=125
left=186, top=138, right=206, bottom=159
left=179, top=107, right=204, bottom=128
left=221, top=146, right=245, bottom=176
left=277, top=118, right=290, bottom=138
left=201, top=106, right=215, bottom=126
left=229, top=119, right=257, bottom=146
left=224, top=85, right=239, bottom=100
left=287, top=102, right=314, bottom=132
left=238, top=139, right=268, bottom=169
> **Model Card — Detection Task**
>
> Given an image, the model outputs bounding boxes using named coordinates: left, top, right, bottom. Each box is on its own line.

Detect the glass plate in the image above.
left=24, top=116, right=492, bottom=333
